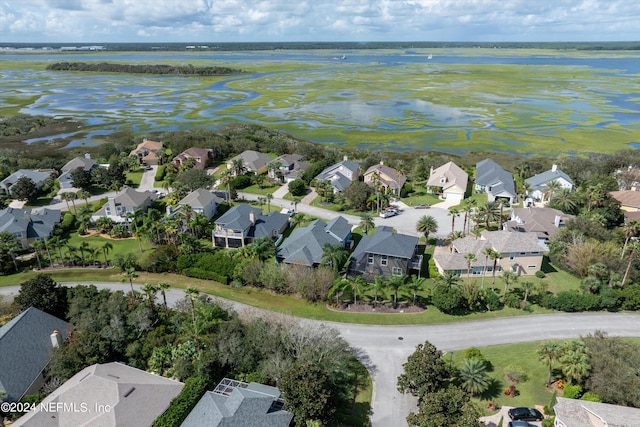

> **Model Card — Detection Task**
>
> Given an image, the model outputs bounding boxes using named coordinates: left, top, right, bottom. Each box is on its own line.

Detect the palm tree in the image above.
left=219, top=169, right=233, bottom=201
left=437, top=271, right=460, bottom=289
left=621, top=241, right=640, bottom=288
left=158, top=282, right=171, bottom=314
left=123, top=267, right=138, bottom=295
left=479, top=201, right=499, bottom=229
left=448, top=206, right=460, bottom=234
left=489, top=249, right=502, bottom=291
left=48, top=236, right=66, bottom=267
left=501, top=270, right=518, bottom=300
left=458, top=358, right=491, bottom=396
left=266, top=193, right=274, bottom=212
left=60, top=192, right=74, bottom=213
left=190, top=212, right=208, bottom=239
left=181, top=204, right=193, bottom=234
left=66, top=244, right=78, bottom=266
left=321, top=243, right=350, bottom=272
left=78, top=241, right=90, bottom=267
left=586, top=183, right=605, bottom=212
left=537, top=341, right=560, bottom=385
left=184, top=286, right=200, bottom=337
left=257, top=196, right=266, bottom=211
left=291, top=196, right=303, bottom=212
left=416, top=215, right=438, bottom=245
left=621, top=219, right=640, bottom=259
left=359, top=213, right=375, bottom=235
left=254, top=173, right=266, bottom=189
left=142, top=283, right=158, bottom=312
left=126, top=211, right=144, bottom=252
left=462, top=199, right=477, bottom=235
left=77, top=190, right=91, bottom=207
left=497, top=199, right=508, bottom=230
left=521, top=281, right=535, bottom=304
left=480, top=247, right=493, bottom=289
left=231, top=159, right=246, bottom=176
left=101, top=241, right=113, bottom=266
left=386, top=274, right=406, bottom=308
left=347, top=276, right=368, bottom=305
left=371, top=275, right=386, bottom=303
left=406, top=276, right=425, bottom=305
left=552, top=188, right=578, bottom=213
left=43, top=237, right=54, bottom=267
left=464, top=253, right=477, bottom=286
left=0, top=232, right=20, bottom=272
left=542, top=180, right=562, bottom=203
left=30, top=240, right=44, bottom=270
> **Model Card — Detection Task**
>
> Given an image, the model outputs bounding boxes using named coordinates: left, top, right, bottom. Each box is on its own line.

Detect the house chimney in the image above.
left=249, top=211, right=256, bottom=225
left=552, top=164, right=558, bottom=172
left=84, top=153, right=91, bottom=159
left=166, top=205, right=172, bottom=216
left=51, top=330, right=63, bottom=348
left=380, top=160, right=384, bottom=166
left=554, top=215, right=561, bottom=228
left=343, top=155, right=348, bottom=161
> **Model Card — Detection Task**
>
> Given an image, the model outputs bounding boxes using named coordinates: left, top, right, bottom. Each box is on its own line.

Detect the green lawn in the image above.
left=240, top=182, right=281, bottom=196
left=126, top=168, right=144, bottom=188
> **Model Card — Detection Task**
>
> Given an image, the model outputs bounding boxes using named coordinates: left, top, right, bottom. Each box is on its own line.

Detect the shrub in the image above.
left=535, top=270, right=545, bottom=278
left=581, top=391, right=603, bottom=402
left=183, top=268, right=229, bottom=284
left=400, top=182, right=413, bottom=198
left=503, top=291, right=521, bottom=309
left=288, top=178, right=307, bottom=197
left=58, top=212, right=75, bottom=232
left=482, top=289, right=503, bottom=311
left=427, top=258, right=440, bottom=279
left=562, top=383, right=583, bottom=399
left=230, top=175, right=252, bottom=189
left=619, top=284, right=640, bottom=310
left=544, top=391, right=557, bottom=416
left=552, top=291, right=584, bottom=312
left=152, top=377, right=208, bottom=427
left=432, top=286, right=465, bottom=315
left=155, top=165, right=166, bottom=181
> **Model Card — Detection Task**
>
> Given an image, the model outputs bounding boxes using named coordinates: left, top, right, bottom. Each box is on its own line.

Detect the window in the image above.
left=472, top=267, right=482, bottom=275
left=486, top=266, right=493, bottom=272
left=381, top=255, right=388, bottom=266
left=367, top=255, right=374, bottom=264
left=497, top=266, right=503, bottom=272
left=105, top=207, right=111, bottom=215
left=519, top=252, right=526, bottom=256
left=392, top=267, right=403, bottom=276
left=531, top=251, right=540, bottom=255
left=509, top=252, right=515, bottom=260
left=528, top=265, right=537, bottom=269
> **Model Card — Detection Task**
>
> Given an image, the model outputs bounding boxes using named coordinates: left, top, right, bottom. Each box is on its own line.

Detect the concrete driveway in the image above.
left=3, top=283, right=640, bottom=426
left=138, top=165, right=157, bottom=191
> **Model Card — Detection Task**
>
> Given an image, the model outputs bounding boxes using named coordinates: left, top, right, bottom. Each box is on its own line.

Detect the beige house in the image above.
left=610, top=190, right=640, bottom=212
left=363, top=162, right=406, bottom=195
left=426, top=161, right=468, bottom=204
left=227, top=150, right=272, bottom=175
left=172, top=147, right=212, bottom=170
left=130, top=139, right=163, bottom=165
left=505, top=207, right=574, bottom=249
left=433, top=230, right=543, bottom=278
left=554, top=397, right=640, bottom=427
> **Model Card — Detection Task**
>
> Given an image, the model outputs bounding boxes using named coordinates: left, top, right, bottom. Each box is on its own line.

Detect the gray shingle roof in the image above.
left=364, top=164, right=407, bottom=190
left=215, top=204, right=288, bottom=240
left=351, top=226, right=418, bottom=260
left=525, top=167, right=574, bottom=190
left=554, top=397, right=640, bottom=427
left=181, top=380, right=292, bottom=427
left=0, top=208, right=62, bottom=241
left=61, top=156, right=97, bottom=173
left=1, top=170, right=53, bottom=194
left=12, top=362, right=184, bottom=427
left=475, top=159, right=516, bottom=197
left=426, top=161, right=468, bottom=191
left=277, top=217, right=351, bottom=266
left=0, top=307, right=72, bottom=402
left=315, top=160, right=360, bottom=192
left=179, top=189, right=222, bottom=209
left=506, top=207, right=574, bottom=241
left=228, top=150, right=272, bottom=172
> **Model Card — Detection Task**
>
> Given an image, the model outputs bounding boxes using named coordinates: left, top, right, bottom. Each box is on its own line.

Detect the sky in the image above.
left=1, top=0, right=638, bottom=44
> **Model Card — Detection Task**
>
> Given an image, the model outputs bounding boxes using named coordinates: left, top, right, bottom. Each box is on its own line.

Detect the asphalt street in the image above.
left=3, top=283, right=640, bottom=426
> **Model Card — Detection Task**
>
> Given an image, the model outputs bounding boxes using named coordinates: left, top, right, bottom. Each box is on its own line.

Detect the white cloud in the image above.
left=0, top=0, right=637, bottom=42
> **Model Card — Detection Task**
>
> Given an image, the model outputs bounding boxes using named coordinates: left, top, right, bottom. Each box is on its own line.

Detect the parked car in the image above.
left=508, top=421, right=535, bottom=427
left=414, top=203, right=430, bottom=209
left=379, top=209, right=398, bottom=218
left=508, top=407, right=543, bottom=422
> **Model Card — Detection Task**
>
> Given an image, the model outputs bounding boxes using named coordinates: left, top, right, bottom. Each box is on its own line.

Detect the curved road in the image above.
left=3, top=283, right=640, bottom=426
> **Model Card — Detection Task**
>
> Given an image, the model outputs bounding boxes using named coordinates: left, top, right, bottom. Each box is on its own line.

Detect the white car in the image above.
left=380, top=209, right=398, bottom=218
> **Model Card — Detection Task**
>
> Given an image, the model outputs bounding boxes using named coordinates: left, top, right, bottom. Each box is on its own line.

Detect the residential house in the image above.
left=276, top=216, right=352, bottom=267
left=12, top=362, right=184, bottom=427
left=553, top=396, right=640, bottom=427
left=0, top=207, right=62, bottom=248
left=172, top=147, right=213, bottom=170
left=181, top=378, right=292, bottom=427
left=525, top=164, right=574, bottom=202
left=227, top=150, right=272, bottom=175
left=363, top=161, right=407, bottom=196
left=129, top=139, right=163, bottom=165
left=212, top=203, right=289, bottom=248
left=0, top=307, right=72, bottom=403
left=348, top=226, right=422, bottom=280
left=315, top=156, right=360, bottom=193
left=0, top=169, right=54, bottom=196
left=426, top=161, right=469, bottom=204
left=505, top=207, right=574, bottom=249
left=91, top=188, right=157, bottom=224
left=432, top=230, right=543, bottom=278
left=268, top=153, right=310, bottom=183
left=58, top=153, right=98, bottom=190
left=168, top=188, right=223, bottom=221
left=475, top=159, right=517, bottom=204
left=610, top=190, right=640, bottom=212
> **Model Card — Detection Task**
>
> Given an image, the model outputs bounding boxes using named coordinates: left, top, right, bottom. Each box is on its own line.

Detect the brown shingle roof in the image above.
left=611, top=190, right=640, bottom=209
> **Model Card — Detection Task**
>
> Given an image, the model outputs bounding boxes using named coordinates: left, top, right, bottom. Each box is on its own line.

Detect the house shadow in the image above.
left=541, top=256, right=558, bottom=274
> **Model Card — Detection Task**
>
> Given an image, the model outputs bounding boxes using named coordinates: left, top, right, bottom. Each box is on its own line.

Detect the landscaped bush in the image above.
left=288, top=178, right=307, bottom=197
left=535, top=270, right=545, bottom=278
left=482, top=289, right=503, bottom=311
left=432, top=286, right=465, bottom=315
left=580, top=391, right=602, bottom=402
left=427, top=258, right=440, bottom=279
left=183, top=268, right=229, bottom=284
left=152, top=377, right=209, bottom=427
left=562, top=383, right=583, bottom=399
left=400, top=182, right=413, bottom=198
left=618, top=284, right=640, bottom=310
left=58, top=212, right=75, bottom=232
left=155, top=165, right=166, bottom=181
left=230, top=175, right=252, bottom=189
left=503, top=291, right=522, bottom=309
left=177, top=251, right=240, bottom=283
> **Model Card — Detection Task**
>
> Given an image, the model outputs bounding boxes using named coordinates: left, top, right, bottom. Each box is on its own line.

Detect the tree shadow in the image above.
left=541, top=256, right=558, bottom=273
left=479, top=378, right=503, bottom=401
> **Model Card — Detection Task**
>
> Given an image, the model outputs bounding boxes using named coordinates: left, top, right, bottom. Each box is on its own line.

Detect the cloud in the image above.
left=1, top=0, right=638, bottom=42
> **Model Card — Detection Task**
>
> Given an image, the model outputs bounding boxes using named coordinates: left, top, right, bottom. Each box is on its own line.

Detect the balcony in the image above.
left=410, top=255, right=423, bottom=271
left=212, top=229, right=245, bottom=240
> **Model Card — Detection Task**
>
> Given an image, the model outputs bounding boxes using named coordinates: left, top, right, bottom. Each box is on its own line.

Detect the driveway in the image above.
left=3, top=283, right=640, bottom=426
left=138, top=165, right=157, bottom=191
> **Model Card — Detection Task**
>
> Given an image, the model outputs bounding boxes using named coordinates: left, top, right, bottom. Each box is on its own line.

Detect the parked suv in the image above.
left=379, top=209, right=398, bottom=218
left=508, top=407, right=543, bottom=422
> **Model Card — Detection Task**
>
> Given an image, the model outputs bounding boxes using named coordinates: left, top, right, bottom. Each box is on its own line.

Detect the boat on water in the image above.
left=427, top=54, right=433, bottom=60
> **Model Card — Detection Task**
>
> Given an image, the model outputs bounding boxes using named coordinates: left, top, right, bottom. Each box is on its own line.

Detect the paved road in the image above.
left=3, top=283, right=640, bottom=426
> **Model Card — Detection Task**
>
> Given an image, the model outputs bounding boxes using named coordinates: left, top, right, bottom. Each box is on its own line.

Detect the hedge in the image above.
left=152, top=377, right=209, bottom=427
left=155, top=165, right=166, bottom=182
left=183, top=268, right=229, bottom=284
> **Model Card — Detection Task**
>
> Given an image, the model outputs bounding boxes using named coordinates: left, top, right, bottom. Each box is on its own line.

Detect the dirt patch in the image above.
left=80, top=230, right=133, bottom=240
left=327, top=302, right=425, bottom=314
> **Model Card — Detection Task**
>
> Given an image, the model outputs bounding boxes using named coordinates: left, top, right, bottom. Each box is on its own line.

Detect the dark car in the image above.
left=508, top=421, right=534, bottom=427
left=414, top=203, right=430, bottom=209
left=508, top=407, right=543, bottom=422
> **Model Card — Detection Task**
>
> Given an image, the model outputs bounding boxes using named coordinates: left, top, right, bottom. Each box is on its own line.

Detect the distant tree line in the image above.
left=46, top=62, right=244, bottom=76
left=0, top=114, right=65, bottom=137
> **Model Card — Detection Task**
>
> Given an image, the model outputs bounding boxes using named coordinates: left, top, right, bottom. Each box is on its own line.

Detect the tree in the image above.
left=14, top=274, right=68, bottom=319
left=397, top=340, right=451, bottom=399
left=621, top=219, right=640, bottom=259
left=436, top=271, right=460, bottom=289
left=371, top=275, right=386, bottom=303
left=184, top=286, right=200, bottom=335
left=479, top=201, right=499, bottom=229
left=406, top=276, right=425, bottom=305
left=123, top=267, right=138, bottom=296
left=407, top=385, right=483, bottom=427
left=458, top=358, right=491, bottom=396
left=288, top=179, right=307, bottom=197
left=158, top=282, right=171, bottom=314
left=416, top=215, right=438, bottom=245
left=100, top=241, right=113, bottom=266
left=448, top=207, right=460, bottom=235
left=30, top=240, right=43, bottom=269
left=622, top=242, right=640, bottom=288
left=501, top=270, right=518, bottom=300
left=558, top=340, right=590, bottom=384
left=489, top=249, right=502, bottom=291
left=60, top=191, right=78, bottom=215
left=550, top=188, right=579, bottom=214
left=464, top=253, right=476, bottom=286
left=346, top=276, right=368, bottom=305
left=342, top=181, right=373, bottom=211
left=141, top=283, right=158, bottom=312
left=174, top=168, right=213, bottom=191
left=386, top=274, right=406, bottom=308
left=542, top=179, right=562, bottom=203
left=266, top=193, right=273, bottom=212
left=521, top=281, right=535, bottom=304
left=70, top=167, right=92, bottom=191
left=78, top=241, right=89, bottom=266
left=231, top=158, right=246, bottom=176
left=11, top=177, right=39, bottom=202
left=359, top=213, right=375, bottom=235
left=321, top=243, right=349, bottom=272
left=77, top=190, right=91, bottom=207
left=281, top=363, right=339, bottom=427
left=537, top=341, right=560, bottom=385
